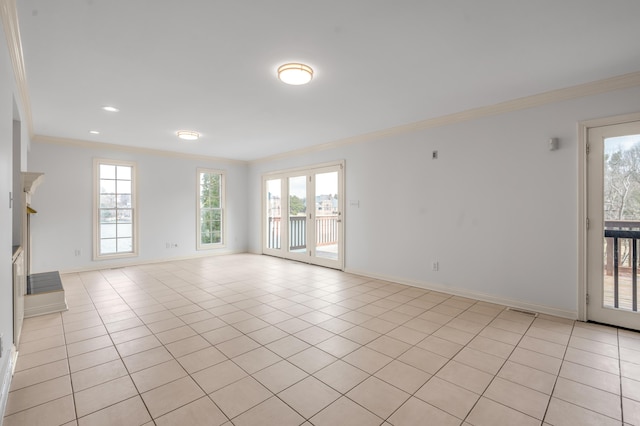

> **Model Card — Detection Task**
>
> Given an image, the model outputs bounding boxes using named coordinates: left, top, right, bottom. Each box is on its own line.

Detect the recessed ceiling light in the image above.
left=89, top=130, right=100, bottom=135
left=177, top=130, right=200, bottom=141
left=102, top=106, right=120, bottom=112
left=278, top=63, right=313, bottom=85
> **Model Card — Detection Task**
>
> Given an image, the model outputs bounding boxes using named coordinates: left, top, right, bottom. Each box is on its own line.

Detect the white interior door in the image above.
left=262, top=162, right=344, bottom=270
left=587, top=121, right=640, bottom=330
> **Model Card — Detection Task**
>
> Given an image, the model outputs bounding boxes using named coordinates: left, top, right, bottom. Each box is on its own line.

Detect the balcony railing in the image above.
left=267, top=215, right=339, bottom=251
left=316, top=215, right=339, bottom=246
left=267, top=217, right=281, bottom=249
left=605, top=220, right=639, bottom=312
left=289, top=216, right=306, bottom=250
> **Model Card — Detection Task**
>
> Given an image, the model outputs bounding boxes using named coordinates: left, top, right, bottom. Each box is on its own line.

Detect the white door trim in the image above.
left=578, top=112, right=640, bottom=322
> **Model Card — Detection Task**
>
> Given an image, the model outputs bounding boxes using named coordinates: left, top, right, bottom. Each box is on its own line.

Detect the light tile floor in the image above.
left=3, top=254, right=640, bottom=425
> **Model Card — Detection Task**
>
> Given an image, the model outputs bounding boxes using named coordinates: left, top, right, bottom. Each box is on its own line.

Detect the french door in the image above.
left=587, top=121, right=640, bottom=329
left=263, top=162, right=344, bottom=270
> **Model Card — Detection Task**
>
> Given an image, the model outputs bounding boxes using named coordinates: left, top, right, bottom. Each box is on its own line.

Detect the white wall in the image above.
left=248, top=87, right=640, bottom=318
left=25, top=86, right=640, bottom=319
left=28, top=142, right=249, bottom=272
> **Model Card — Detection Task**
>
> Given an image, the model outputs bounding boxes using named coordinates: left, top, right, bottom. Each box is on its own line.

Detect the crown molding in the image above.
left=33, top=135, right=248, bottom=165
left=251, top=70, right=640, bottom=164
left=0, top=0, right=33, bottom=135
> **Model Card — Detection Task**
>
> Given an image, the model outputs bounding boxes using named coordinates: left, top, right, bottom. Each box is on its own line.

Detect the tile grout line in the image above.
left=8, top=256, right=639, bottom=425
left=96, top=268, right=232, bottom=425
left=128, top=277, right=531, bottom=424
left=1, top=312, right=73, bottom=423
left=361, top=297, right=537, bottom=424
left=450, top=306, right=534, bottom=425
left=58, top=308, right=80, bottom=425
left=99, top=265, right=310, bottom=423
left=546, top=323, right=625, bottom=424
left=312, top=293, right=491, bottom=423
left=157, top=270, right=434, bottom=423
left=2, top=300, right=512, bottom=422
left=74, top=269, right=158, bottom=424
left=538, top=318, right=576, bottom=424
left=618, top=328, right=625, bottom=425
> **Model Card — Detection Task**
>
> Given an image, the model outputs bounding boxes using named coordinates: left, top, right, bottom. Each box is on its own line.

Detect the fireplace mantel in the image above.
left=22, top=172, right=44, bottom=204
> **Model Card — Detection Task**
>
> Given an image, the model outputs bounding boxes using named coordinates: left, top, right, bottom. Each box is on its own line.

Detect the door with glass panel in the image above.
left=263, top=162, right=344, bottom=269
left=587, top=121, right=640, bottom=330
left=312, top=168, right=341, bottom=268
left=264, top=178, right=282, bottom=255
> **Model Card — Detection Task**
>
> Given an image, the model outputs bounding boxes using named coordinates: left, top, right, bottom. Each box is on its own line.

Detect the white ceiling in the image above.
left=16, top=1, right=640, bottom=162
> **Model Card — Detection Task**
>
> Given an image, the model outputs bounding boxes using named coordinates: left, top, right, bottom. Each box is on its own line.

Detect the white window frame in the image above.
left=197, top=168, right=225, bottom=250
left=93, top=158, right=138, bottom=260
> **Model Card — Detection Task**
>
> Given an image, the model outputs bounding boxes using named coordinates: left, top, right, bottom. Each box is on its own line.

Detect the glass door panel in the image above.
left=314, top=171, right=339, bottom=260
left=603, top=133, right=640, bottom=312
left=288, top=176, right=307, bottom=255
left=265, top=178, right=282, bottom=250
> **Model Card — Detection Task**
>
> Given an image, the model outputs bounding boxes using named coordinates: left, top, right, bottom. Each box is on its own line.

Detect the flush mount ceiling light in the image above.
left=102, top=106, right=120, bottom=112
left=177, top=130, right=200, bottom=141
left=277, top=63, right=313, bottom=85
left=89, top=130, right=100, bottom=135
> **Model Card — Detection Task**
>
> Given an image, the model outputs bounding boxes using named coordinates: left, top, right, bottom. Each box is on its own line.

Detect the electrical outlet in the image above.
left=432, top=261, right=439, bottom=272
left=165, top=243, right=170, bottom=249
left=74, top=249, right=81, bottom=256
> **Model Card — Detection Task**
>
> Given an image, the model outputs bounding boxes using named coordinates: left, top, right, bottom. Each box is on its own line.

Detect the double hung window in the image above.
left=94, top=159, right=137, bottom=258
left=197, top=168, right=225, bottom=249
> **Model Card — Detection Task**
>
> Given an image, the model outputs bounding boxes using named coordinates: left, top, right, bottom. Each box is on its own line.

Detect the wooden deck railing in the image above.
left=605, top=220, right=640, bottom=311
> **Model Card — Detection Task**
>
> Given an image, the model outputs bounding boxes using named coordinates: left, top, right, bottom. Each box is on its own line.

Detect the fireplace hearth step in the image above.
left=27, top=271, right=63, bottom=294
left=25, top=271, right=68, bottom=318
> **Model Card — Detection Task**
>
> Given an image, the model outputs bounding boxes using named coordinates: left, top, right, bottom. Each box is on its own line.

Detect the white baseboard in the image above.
left=344, top=268, right=577, bottom=320
left=53, top=249, right=246, bottom=274
left=0, top=344, right=17, bottom=425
